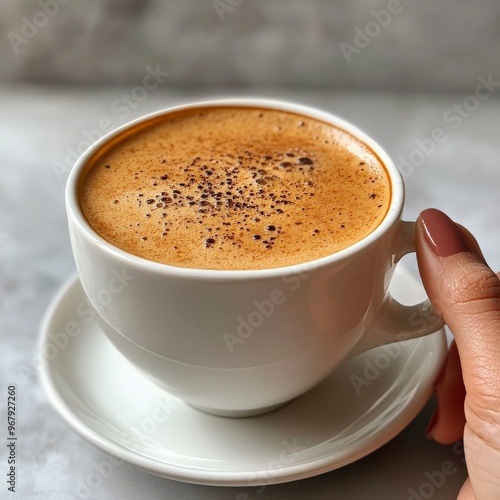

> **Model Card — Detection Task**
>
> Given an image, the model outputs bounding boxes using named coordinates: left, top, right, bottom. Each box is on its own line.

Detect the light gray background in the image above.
left=2, top=0, right=500, bottom=91
left=1, top=1, right=500, bottom=499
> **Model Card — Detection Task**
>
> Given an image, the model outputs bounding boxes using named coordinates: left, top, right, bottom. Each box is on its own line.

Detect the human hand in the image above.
left=416, top=208, right=500, bottom=500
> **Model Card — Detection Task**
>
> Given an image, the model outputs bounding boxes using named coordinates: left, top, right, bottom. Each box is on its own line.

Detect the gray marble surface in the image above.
left=2, top=0, right=500, bottom=92
left=2, top=85, right=500, bottom=499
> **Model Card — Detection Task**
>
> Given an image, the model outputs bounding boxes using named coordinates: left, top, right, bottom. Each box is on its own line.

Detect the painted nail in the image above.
left=425, top=409, right=439, bottom=440
left=419, top=209, right=470, bottom=257
left=432, top=358, right=447, bottom=392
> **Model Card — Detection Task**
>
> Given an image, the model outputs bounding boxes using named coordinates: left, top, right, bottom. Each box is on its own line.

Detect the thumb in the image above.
left=417, top=209, right=500, bottom=395
left=417, top=208, right=500, bottom=500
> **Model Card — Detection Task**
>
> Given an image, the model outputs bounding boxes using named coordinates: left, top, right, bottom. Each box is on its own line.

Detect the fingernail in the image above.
left=425, top=409, right=439, bottom=440
left=419, top=209, right=470, bottom=257
left=432, top=355, right=448, bottom=392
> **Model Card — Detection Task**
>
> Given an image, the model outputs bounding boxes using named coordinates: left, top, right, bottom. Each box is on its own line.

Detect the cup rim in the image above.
left=66, top=97, right=404, bottom=280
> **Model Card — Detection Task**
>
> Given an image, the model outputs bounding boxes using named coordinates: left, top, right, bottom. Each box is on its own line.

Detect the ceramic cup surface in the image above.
left=66, top=99, right=444, bottom=417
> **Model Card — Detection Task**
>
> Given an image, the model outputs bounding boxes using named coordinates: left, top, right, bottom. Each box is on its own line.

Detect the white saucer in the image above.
left=39, top=268, right=446, bottom=487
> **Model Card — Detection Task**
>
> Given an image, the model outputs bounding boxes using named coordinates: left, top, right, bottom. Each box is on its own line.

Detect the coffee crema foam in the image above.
left=80, top=107, right=391, bottom=270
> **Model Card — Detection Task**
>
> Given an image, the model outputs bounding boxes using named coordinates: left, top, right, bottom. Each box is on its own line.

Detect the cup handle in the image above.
left=348, top=220, right=445, bottom=359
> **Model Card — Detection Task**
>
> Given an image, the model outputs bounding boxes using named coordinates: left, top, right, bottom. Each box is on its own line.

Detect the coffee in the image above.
left=80, top=107, right=391, bottom=270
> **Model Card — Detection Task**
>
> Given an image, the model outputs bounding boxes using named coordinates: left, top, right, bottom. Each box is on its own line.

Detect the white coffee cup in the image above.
left=66, top=98, right=444, bottom=417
